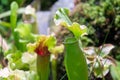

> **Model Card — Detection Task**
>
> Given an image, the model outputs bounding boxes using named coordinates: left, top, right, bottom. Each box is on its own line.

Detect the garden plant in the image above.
left=0, top=0, right=120, bottom=80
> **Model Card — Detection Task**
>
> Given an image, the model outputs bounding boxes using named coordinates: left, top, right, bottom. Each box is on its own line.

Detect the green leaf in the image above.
left=110, top=62, right=120, bottom=80
left=27, top=43, right=36, bottom=53
left=0, top=8, right=25, bottom=19
left=10, top=2, right=20, bottom=50
left=0, top=64, right=2, bottom=69
left=16, top=0, right=24, bottom=6
left=6, top=51, right=29, bottom=70
left=68, top=23, right=87, bottom=38
left=54, top=8, right=72, bottom=26
left=45, top=35, right=57, bottom=51
left=1, top=0, right=8, bottom=5
left=54, top=8, right=87, bottom=38
left=15, top=22, right=33, bottom=42
left=10, top=1, right=18, bottom=30
left=64, top=37, right=88, bottom=80
left=0, top=21, right=11, bottom=28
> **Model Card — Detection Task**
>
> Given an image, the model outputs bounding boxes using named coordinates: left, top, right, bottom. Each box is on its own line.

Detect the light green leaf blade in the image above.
left=110, top=62, right=120, bottom=80
left=68, top=22, right=87, bottom=38
left=10, top=1, right=21, bottom=50
left=54, top=8, right=72, bottom=26
left=45, top=35, right=57, bottom=51
left=10, top=1, right=18, bottom=30
left=15, top=22, right=33, bottom=41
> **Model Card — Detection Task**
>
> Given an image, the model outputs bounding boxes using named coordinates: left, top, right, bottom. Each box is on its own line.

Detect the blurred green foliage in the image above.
left=0, top=2, right=38, bottom=79
left=0, top=0, right=25, bottom=13
left=70, top=0, right=120, bottom=46
left=111, top=61, right=120, bottom=80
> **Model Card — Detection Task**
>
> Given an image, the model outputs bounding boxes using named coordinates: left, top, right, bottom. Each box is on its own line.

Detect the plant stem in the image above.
left=37, top=55, right=50, bottom=80
left=51, top=56, right=57, bottom=80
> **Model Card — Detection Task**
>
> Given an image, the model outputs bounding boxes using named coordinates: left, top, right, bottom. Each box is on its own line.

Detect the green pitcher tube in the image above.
left=37, top=55, right=50, bottom=80
left=64, top=37, right=88, bottom=80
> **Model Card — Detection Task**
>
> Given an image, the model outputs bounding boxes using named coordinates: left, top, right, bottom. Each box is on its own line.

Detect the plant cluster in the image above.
left=70, top=0, right=120, bottom=46
left=0, top=1, right=120, bottom=80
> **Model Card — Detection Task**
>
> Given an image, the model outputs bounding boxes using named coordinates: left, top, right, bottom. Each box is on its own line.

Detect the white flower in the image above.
left=0, top=67, right=10, bottom=78
left=80, top=25, right=87, bottom=30
left=21, top=52, right=36, bottom=64
left=24, top=5, right=35, bottom=15
left=100, top=44, right=115, bottom=57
